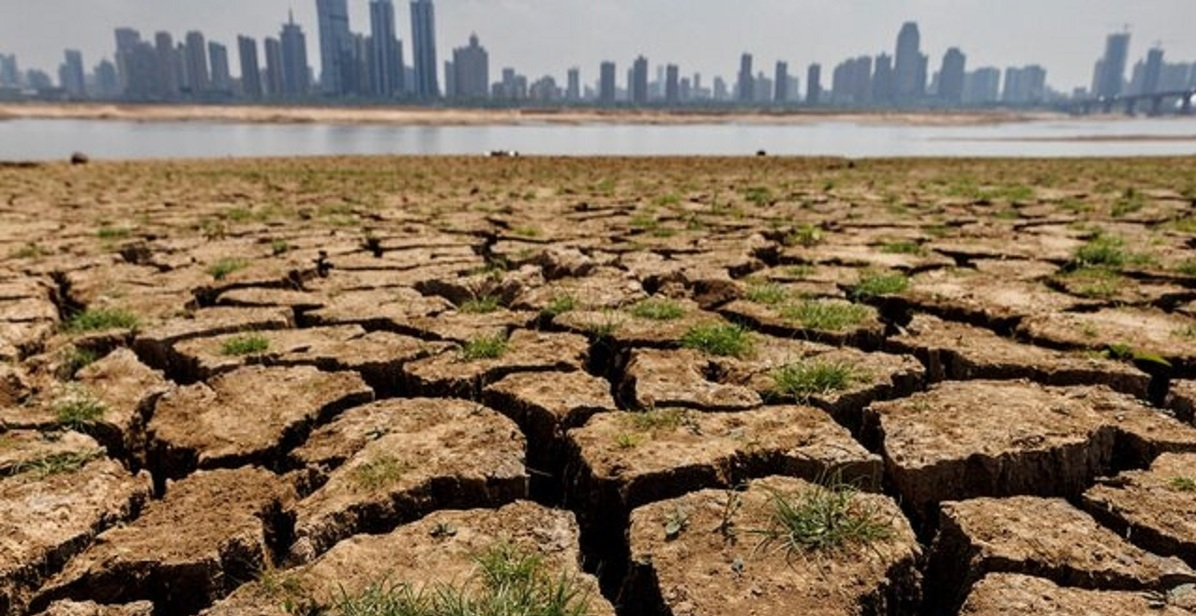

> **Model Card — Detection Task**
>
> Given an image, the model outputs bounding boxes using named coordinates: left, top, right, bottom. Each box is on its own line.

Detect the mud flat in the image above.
left=2, top=155, right=1196, bottom=614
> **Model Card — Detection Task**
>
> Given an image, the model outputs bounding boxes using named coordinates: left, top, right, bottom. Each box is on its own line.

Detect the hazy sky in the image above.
left=2, top=0, right=1194, bottom=91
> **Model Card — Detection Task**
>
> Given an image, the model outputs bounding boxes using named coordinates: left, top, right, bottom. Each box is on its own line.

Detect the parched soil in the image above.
left=2, top=156, right=1196, bottom=615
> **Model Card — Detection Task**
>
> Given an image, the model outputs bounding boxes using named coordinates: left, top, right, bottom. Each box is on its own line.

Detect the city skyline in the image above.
left=1, top=0, right=1194, bottom=93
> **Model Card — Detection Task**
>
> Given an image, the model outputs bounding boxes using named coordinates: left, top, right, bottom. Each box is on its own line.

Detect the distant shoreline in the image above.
left=0, top=102, right=1067, bottom=127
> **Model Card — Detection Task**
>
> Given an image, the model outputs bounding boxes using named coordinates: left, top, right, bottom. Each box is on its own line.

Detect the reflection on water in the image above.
left=1, top=117, right=1194, bottom=160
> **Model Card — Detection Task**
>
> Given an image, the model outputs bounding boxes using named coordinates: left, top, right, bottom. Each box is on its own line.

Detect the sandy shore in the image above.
left=0, top=102, right=1061, bottom=127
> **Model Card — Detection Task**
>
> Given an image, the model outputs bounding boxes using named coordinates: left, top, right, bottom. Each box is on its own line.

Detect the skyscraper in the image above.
left=238, top=36, right=263, bottom=99
left=209, top=42, right=232, bottom=93
left=316, top=0, right=353, bottom=95
left=1002, top=65, right=1047, bottom=104
left=280, top=13, right=311, bottom=96
left=807, top=63, right=822, bottom=105
left=599, top=61, right=616, bottom=104
left=737, top=53, right=753, bottom=103
left=369, top=0, right=403, bottom=97
left=410, top=0, right=440, bottom=98
left=264, top=37, right=284, bottom=96
left=631, top=55, right=649, bottom=105
left=566, top=68, right=580, bottom=101
left=452, top=34, right=489, bottom=100
left=154, top=32, right=180, bottom=98
left=665, top=64, right=680, bottom=104
left=963, top=67, right=1001, bottom=104
left=184, top=31, right=210, bottom=94
left=774, top=61, right=789, bottom=103
left=872, top=54, right=894, bottom=103
left=113, top=28, right=142, bottom=92
left=893, top=22, right=927, bottom=103
left=938, top=48, right=967, bottom=103
left=94, top=59, right=120, bottom=97
left=1094, top=31, right=1131, bottom=98
left=60, top=50, right=85, bottom=97
left=1142, top=47, right=1164, bottom=96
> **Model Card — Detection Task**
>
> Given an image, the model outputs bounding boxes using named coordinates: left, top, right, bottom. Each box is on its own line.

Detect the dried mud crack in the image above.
left=2, top=156, right=1196, bottom=615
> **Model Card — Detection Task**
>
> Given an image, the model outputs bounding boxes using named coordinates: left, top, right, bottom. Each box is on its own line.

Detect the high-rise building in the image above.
left=94, top=59, right=120, bottom=97
left=566, top=68, right=580, bottom=101
left=774, top=61, right=789, bottom=103
left=1094, top=31, right=1131, bottom=98
left=665, top=64, right=680, bottom=104
left=369, top=0, right=403, bottom=97
left=209, top=42, right=232, bottom=93
left=410, top=0, right=440, bottom=98
left=238, top=36, right=263, bottom=99
left=631, top=55, right=649, bottom=105
left=184, top=31, right=210, bottom=93
left=753, top=71, right=773, bottom=103
left=832, top=56, right=873, bottom=105
left=452, top=33, right=489, bottom=100
left=1002, top=65, right=1047, bottom=104
left=938, top=47, right=966, bottom=103
left=356, top=34, right=375, bottom=95
left=962, top=67, right=1001, bottom=104
left=113, top=28, right=142, bottom=92
left=264, top=37, right=285, bottom=96
left=60, top=50, right=86, bottom=97
left=893, top=22, right=927, bottom=103
left=0, top=54, right=20, bottom=88
left=737, top=53, right=753, bottom=103
left=872, top=54, right=894, bottom=103
left=1142, top=47, right=1164, bottom=96
left=599, top=61, right=616, bottom=104
left=316, top=0, right=353, bottom=95
left=806, top=63, right=822, bottom=105
left=713, top=76, right=728, bottom=101
left=153, top=32, right=180, bottom=98
left=280, top=13, right=311, bottom=96
left=123, top=42, right=160, bottom=99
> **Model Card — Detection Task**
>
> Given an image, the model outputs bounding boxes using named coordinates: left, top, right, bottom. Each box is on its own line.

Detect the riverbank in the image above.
left=0, top=101, right=1059, bottom=127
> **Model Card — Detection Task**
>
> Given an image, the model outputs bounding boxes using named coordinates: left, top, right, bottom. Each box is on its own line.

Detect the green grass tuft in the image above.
left=1170, top=476, right=1196, bottom=492
left=744, top=282, right=789, bottom=306
left=221, top=334, right=271, bottom=356
left=96, top=225, right=132, bottom=240
left=57, top=346, right=99, bottom=380
left=879, top=241, right=925, bottom=256
left=847, top=270, right=909, bottom=301
left=459, top=295, right=502, bottom=314
left=627, top=408, right=692, bottom=432
left=54, top=388, right=106, bottom=431
left=784, top=225, right=823, bottom=247
left=13, top=451, right=101, bottom=478
left=629, top=298, right=686, bottom=321
left=207, top=258, right=249, bottom=281
left=748, top=479, right=894, bottom=557
left=65, top=308, right=139, bottom=333
left=769, top=361, right=859, bottom=403
left=350, top=455, right=409, bottom=492
left=680, top=323, right=755, bottom=358
left=461, top=334, right=509, bottom=361
left=542, top=293, right=579, bottom=318
left=780, top=300, right=871, bottom=331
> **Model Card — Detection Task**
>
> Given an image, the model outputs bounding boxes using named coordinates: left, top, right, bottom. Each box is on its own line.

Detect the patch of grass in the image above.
left=613, top=433, right=644, bottom=449
left=1175, top=260, right=1196, bottom=277
left=1111, top=188, right=1146, bottom=218
left=629, top=298, right=686, bottom=321
left=747, top=478, right=894, bottom=557
left=627, top=408, right=692, bottom=432
left=879, top=241, right=925, bottom=256
left=13, top=450, right=101, bottom=478
left=96, top=225, right=132, bottom=240
left=769, top=361, right=859, bottom=403
left=65, top=308, right=139, bottom=333
left=542, top=293, right=578, bottom=318
left=511, top=225, right=542, bottom=238
left=460, top=334, right=509, bottom=361
left=270, top=239, right=291, bottom=256
left=332, top=543, right=591, bottom=616
left=745, top=282, right=789, bottom=306
left=57, top=346, right=99, bottom=380
left=583, top=312, right=623, bottom=340
left=743, top=186, right=773, bottom=206
left=784, top=225, right=823, bottom=247
left=1073, top=234, right=1130, bottom=269
left=1060, top=267, right=1122, bottom=298
left=783, top=265, right=815, bottom=278
left=629, top=211, right=660, bottom=231
left=780, top=300, right=871, bottom=331
left=224, top=208, right=253, bottom=222
left=1174, top=324, right=1196, bottom=340
left=10, top=243, right=49, bottom=259
left=459, top=295, right=502, bottom=314
left=350, top=455, right=409, bottom=492
left=54, top=388, right=106, bottom=431
left=847, top=270, right=910, bottom=301
left=680, top=323, right=755, bottom=358
left=207, top=258, right=249, bottom=281
left=1170, top=476, right=1196, bottom=492
left=655, top=192, right=682, bottom=207
left=220, top=334, right=270, bottom=356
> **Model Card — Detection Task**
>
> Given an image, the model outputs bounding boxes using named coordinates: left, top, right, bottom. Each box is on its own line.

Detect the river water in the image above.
left=1, top=116, right=1195, bottom=160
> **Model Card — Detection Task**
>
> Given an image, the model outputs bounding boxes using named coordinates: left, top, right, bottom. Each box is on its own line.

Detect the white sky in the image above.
left=1, top=0, right=1194, bottom=91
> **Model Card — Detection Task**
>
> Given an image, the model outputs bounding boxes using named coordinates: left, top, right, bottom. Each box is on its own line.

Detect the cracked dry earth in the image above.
left=2, top=155, right=1196, bottom=615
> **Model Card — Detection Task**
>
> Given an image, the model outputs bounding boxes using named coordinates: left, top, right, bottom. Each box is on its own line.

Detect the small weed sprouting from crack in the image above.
left=628, top=298, right=686, bottom=321
left=847, top=270, right=910, bottom=302
left=1170, top=477, right=1196, bottom=492
left=459, top=295, right=502, bottom=315
left=11, top=450, right=102, bottom=479
left=780, top=300, right=871, bottom=331
left=64, top=308, right=140, bottom=333
left=681, top=323, right=755, bottom=358
left=350, top=455, right=410, bottom=492
left=745, top=282, right=789, bottom=306
left=663, top=505, right=690, bottom=541
left=626, top=408, right=695, bottom=433
left=53, top=386, right=106, bottom=431
left=460, top=334, right=509, bottom=361
left=769, top=360, right=860, bottom=403
left=57, top=346, right=99, bottom=380
left=221, top=334, right=271, bottom=356
left=746, top=478, right=894, bottom=560
left=207, top=258, right=249, bottom=281
left=541, top=293, right=578, bottom=319
left=784, top=225, right=823, bottom=247
left=879, top=241, right=925, bottom=256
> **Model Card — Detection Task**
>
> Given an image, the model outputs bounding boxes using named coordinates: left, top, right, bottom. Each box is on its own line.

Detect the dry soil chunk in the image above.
left=1170, top=380, right=1196, bottom=424
left=131, top=306, right=292, bottom=374
left=958, top=573, right=1196, bottom=616
left=34, top=467, right=294, bottom=615
left=886, top=314, right=1149, bottom=396
left=74, top=349, right=171, bottom=461
left=403, top=329, right=587, bottom=397
left=554, top=302, right=728, bottom=348
left=621, top=348, right=762, bottom=412
left=289, top=399, right=526, bottom=563
left=1083, top=453, right=1196, bottom=567
left=0, top=458, right=151, bottom=616
left=302, top=288, right=453, bottom=331
left=928, top=496, right=1196, bottom=612
left=147, top=365, right=373, bottom=480
left=0, top=431, right=103, bottom=476
left=1018, top=307, right=1196, bottom=369
left=865, top=380, right=1116, bottom=523
left=207, top=502, right=613, bottom=616
left=32, top=600, right=154, bottom=616
left=623, top=476, right=920, bottom=616
left=902, top=269, right=1084, bottom=328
